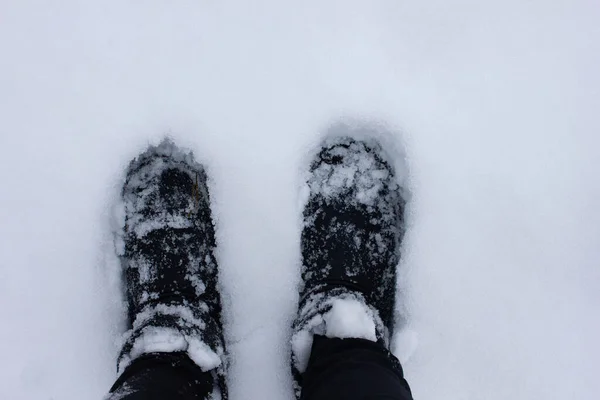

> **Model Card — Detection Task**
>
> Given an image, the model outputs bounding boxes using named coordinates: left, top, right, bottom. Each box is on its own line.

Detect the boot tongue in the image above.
left=312, top=199, right=382, bottom=294
left=159, top=168, right=194, bottom=211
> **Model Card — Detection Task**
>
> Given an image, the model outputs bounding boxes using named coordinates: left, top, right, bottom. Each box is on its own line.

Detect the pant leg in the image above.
left=107, top=352, right=214, bottom=400
left=301, top=336, right=413, bottom=400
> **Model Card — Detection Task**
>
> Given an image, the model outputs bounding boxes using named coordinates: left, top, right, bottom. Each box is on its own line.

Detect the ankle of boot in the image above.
left=291, top=287, right=388, bottom=374
left=117, top=303, right=225, bottom=377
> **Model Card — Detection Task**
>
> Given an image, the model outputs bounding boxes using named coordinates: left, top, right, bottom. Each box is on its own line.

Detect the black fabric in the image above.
left=301, top=336, right=413, bottom=400
left=107, top=337, right=412, bottom=400
left=108, top=352, right=214, bottom=400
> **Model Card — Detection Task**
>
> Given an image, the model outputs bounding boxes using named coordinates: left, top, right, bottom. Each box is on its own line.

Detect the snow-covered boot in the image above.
left=112, top=139, right=226, bottom=399
left=291, top=131, right=407, bottom=397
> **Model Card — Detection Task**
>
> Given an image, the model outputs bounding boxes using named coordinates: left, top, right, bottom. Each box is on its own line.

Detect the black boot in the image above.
left=291, top=127, right=407, bottom=397
left=110, top=139, right=227, bottom=400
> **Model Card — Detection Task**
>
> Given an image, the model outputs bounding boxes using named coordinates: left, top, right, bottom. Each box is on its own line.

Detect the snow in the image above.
left=323, top=299, right=377, bottom=341
left=306, top=131, right=402, bottom=208
left=0, top=0, right=599, bottom=399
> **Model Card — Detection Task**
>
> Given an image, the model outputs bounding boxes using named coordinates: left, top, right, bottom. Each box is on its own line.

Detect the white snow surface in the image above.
left=0, top=1, right=599, bottom=399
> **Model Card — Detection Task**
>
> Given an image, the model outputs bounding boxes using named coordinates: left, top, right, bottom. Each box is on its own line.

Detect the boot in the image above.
left=291, top=128, right=406, bottom=397
left=114, top=139, right=227, bottom=399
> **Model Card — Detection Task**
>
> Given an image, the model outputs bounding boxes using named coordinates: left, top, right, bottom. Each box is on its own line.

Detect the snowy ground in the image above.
left=1, top=1, right=599, bottom=399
